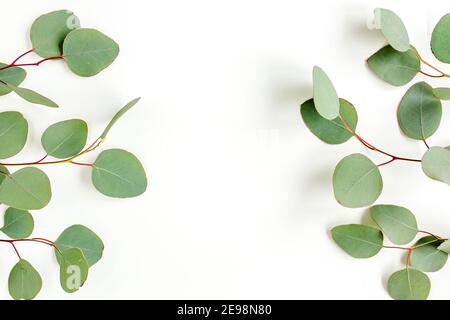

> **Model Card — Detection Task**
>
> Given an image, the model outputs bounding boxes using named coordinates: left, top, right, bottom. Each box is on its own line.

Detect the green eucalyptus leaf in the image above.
left=31, top=10, right=80, bottom=58
left=398, top=82, right=442, bottom=140
left=0, top=167, right=51, bottom=210
left=438, top=240, right=450, bottom=254
left=312, top=66, right=340, bottom=120
left=367, top=46, right=420, bottom=86
left=300, top=98, right=357, bottom=145
left=0, top=166, right=9, bottom=186
left=55, top=225, right=104, bottom=267
left=92, top=149, right=147, bottom=198
left=387, top=268, right=430, bottom=300
left=370, top=204, right=417, bottom=245
left=59, top=247, right=89, bottom=293
left=8, top=259, right=42, bottom=300
left=1, top=207, right=34, bottom=239
left=0, top=64, right=26, bottom=96
left=422, top=147, right=450, bottom=185
left=333, top=154, right=383, bottom=208
left=433, top=87, right=450, bottom=100
left=374, top=8, right=410, bottom=52
left=331, top=224, right=383, bottom=258
left=41, top=119, right=87, bottom=159
left=63, top=28, right=119, bottom=77
left=431, top=14, right=450, bottom=63
left=101, top=97, right=141, bottom=139
left=0, top=111, right=28, bottom=159
left=410, top=236, right=447, bottom=272
left=5, top=83, right=59, bottom=108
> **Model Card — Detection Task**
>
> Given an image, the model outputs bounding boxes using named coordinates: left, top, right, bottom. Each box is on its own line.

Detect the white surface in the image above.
left=0, top=0, right=449, bottom=300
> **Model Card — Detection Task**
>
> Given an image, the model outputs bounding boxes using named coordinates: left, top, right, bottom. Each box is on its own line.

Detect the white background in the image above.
left=0, top=0, right=449, bottom=300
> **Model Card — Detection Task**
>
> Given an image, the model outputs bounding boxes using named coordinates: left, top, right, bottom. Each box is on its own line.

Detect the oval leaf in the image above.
left=0, top=111, right=28, bottom=159
left=333, top=154, right=383, bottom=208
left=41, top=119, right=87, bottom=159
left=0, top=64, right=26, bottom=96
left=431, top=14, right=450, bottom=63
left=411, top=236, right=448, bottom=272
left=55, top=225, right=104, bottom=267
left=398, top=82, right=442, bottom=140
left=63, top=28, right=119, bottom=77
left=301, top=98, right=358, bottom=144
left=30, top=10, right=80, bottom=58
left=387, top=268, right=430, bottom=300
left=1, top=207, right=34, bottom=239
left=312, top=66, right=340, bottom=120
left=0, top=167, right=51, bottom=210
left=422, top=147, right=450, bottom=185
left=331, top=224, right=383, bottom=258
left=367, top=46, right=420, bottom=86
left=8, top=259, right=42, bottom=300
left=59, top=247, right=89, bottom=293
left=92, top=149, right=147, bottom=198
left=374, top=8, right=410, bottom=52
left=6, top=84, right=59, bottom=108
left=433, top=87, right=450, bottom=100
left=370, top=205, right=417, bottom=245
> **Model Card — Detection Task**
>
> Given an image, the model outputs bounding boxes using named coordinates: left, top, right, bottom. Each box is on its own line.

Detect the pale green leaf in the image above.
left=331, top=224, right=383, bottom=258
left=387, top=268, right=430, bottom=300
left=431, top=14, right=450, bottom=63
left=422, top=147, right=450, bottom=185
left=312, top=66, right=340, bottom=120
left=374, top=8, right=410, bottom=52
left=59, top=247, right=89, bottom=293
left=433, top=87, right=450, bottom=100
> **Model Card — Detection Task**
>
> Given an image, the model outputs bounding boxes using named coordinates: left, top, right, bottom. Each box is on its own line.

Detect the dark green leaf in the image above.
left=0, top=64, right=26, bottom=96
left=422, top=147, right=450, bottom=185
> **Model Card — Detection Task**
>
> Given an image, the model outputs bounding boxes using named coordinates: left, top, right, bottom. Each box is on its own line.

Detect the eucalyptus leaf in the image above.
left=312, top=66, right=340, bottom=120
left=31, top=10, right=80, bottom=58
left=331, top=224, right=383, bottom=258
left=300, top=98, right=357, bottom=144
left=370, top=204, right=417, bottom=245
left=55, top=225, right=104, bottom=267
left=0, top=167, right=51, bottom=210
left=438, top=240, right=450, bottom=254
left=410, top=236, right=447, bottom=272
left=59, top=247, right=89, bottom=293
left=92, top=149, right=147, bottom=198
left=0, top=166, right=9, bottom=186
left=101, top=98, right=141, bottom=139
left=374, top=8, right=410, bottom=52
left=387, top=268, right=430, bottom=300
left=1, top=207, right=34, bottom=239
left=398, top=82, right=442, bottom=140
left=0, top=64, right=26, bottom=96
left=433, top=87, right=450, bottom=100
left=8, top=259, right=42, bottom=300
left=5, top=83, right=59, bottom=108
left=41, top=119, right=88, bottom=158
left=0, top=111, right=28, bottom=159
left=431, top=14, right=450, bottom=63
left=422, top=147, right=450, bottom=185
left=63, top=28, right=119, bottom=77
left=333, top=154, right=383, bottom=208
left=367, top=46, right=420, bottom=86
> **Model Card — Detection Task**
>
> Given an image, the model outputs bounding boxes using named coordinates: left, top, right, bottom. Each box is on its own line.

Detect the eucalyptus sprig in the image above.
left=0, top=10, right=147, bottom=299
left=301, top=8, right=450, bottom=299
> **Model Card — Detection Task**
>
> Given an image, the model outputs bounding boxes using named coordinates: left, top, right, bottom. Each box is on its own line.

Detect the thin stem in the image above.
left=413, top=48, right=450, bottom=78
left=383, top=245, right=411, bottom=251
left=0, top=49, right=64, bottom=72
left=10, top=243, right=21, bottom=260
left=0, top=237, right=62, bottom=259
left=423, top=139, right=430, bottom=149
left=418, top=230, right=438, bottom=238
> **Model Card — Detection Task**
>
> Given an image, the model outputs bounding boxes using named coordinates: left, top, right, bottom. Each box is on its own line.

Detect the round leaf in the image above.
left=333, top=154, right=383, bottom=208
left=312, top=66, right=340, bottom=120
left=41, top=119, right=87, bottom=159
left=387, top=268, right=430, bottom=300
left=59, top=247, right=89, bottom=293
left=1, top=207, right=34, bottom=239
left=422, top=147, right=450, bottom=185
left=331, top=224, right=383, bottom=258
left=8, top=259, right=42, bottom=300
left=0, top=64, right=26, bottom=96
left=92, top=149, right=147, bottom=198
left=433, top=87, right=450, bottom=100
left=30, top=10, right=80, bottom=58
left=0, top=111, right=28, bottom=159
left=398, top=82, right=442, bottom=140
left=411, top=236, right=448, bottom=272
left=63, top=28, right=119, bottom=77
left=367, top=46, right=420, bottom=86
left=431, top=14, right=450, bottom=63
left=301, top=98, right=358, bottom=144
left=55, top=225, right=104, bottom=267
left=0, top=167, right=51, bottom=210
left=370, top=205, right=417, bottom=245
left=374, top=8, right=410, bottom=52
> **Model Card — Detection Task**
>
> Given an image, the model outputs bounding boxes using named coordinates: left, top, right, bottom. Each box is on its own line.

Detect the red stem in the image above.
left=0, top=48, right=64, bottom=72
